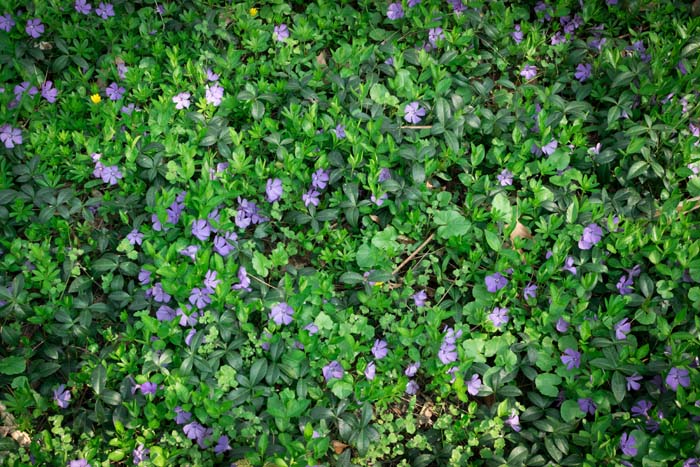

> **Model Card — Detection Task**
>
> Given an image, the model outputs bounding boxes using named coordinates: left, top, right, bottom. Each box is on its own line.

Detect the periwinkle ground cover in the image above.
left=0, top=0, right=700, bottom=466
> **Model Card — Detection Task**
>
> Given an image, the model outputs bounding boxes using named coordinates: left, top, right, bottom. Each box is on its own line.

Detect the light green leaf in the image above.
left=491, top=193, right=513, bottom=224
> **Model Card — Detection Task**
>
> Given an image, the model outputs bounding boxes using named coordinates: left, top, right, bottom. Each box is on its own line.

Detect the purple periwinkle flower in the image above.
left=406, top=380, right=420, bottom=395
left=467, top=374, right=481, bottom=395
left=266, top=178, right=283, bottom=203
left=189, top=287, right=212, bottom=309
left=428, top=27, right=445, bottom=46
left=412, top=290, right=427, bottom=307
left=489, top=307, right=509, bottom=328
left=405, top=362, right=420, bottom=377
left=666, top=367, right=690, bottom=392
left=302, top=189, right=321, bottom=207
left=25, top=18, right=44, bottom=38
left=614, top=318, right=631, bottom=340
left=626, top=374, right=642, bottom=391
left=574, top=63, right=592, bottom=82
left=191, top=219, right=211, bottom=241
left=41, top=81, right=58, bottom=103
left=322, top=361, right=344, bottom=381
left=497, top=169, right=513, bottom=186
left=231, top=266, right=252, bottom=292
left=214, top=435, right=231, bottom=455
left=133, top=382, right=157, bottom=395
left=523, top=283, right=537, bottom=300
left=273, top=24, right=289, bottom=42
left=334, top=124, right=346, bottom=139
left=520, top=65, right=537, bottom=80
left=438, top=327, right=461, bottom=365
left=387, top=3, right=404, bottom=20
left=138, top=269, right=151, bottom=285
left=0, top=13, right=15, bottom=32
left=213, top=232, right=237, bottom=257
left=172, top=92, right=191, bottom=109
left=408, top=0, right=421, bottom=6
left=69, top=460, right=90, bottom=467
left=156, top=305, right=176, bottom=322
left=203, top=270, right=220, bottom=291
left=174, top=406, right=192, bottom=425
left=179, top=245, right=199, bottom=262
left=0, top=125, right=22, bottom=149
left=561, top=348, right=581, bottom=370
left=617, top=275, right=634, bottom=295
left=270, top=302, right=294, bottom=326
left=631, top=399, right=652, bottom=417
left=371, top=193, right=388, bottom=206
left=205, top=83, right=224, bottom=106
left=485, top=272, right=508, bottom=292
left=620, top=433, right=637, bottom=456
left=378, top=168, right=392, bottom=182
left=96, top=2, right=115, bottom=19
left=578, top=397, right=596, bottom=415
left=365, top=361, right=376, bottom=380
left=183, top=421, right=207, bottom=441
left=133, top=444, right=149, bottom=465
left=371, top=339, right=389, bottom=359
left=304, top=322, right=319, bottom=335
left=100, top=165, right=123, bottom=185
left=505, top=410, right=521, bottom=432
left=105, top=82, right=125, bottom=100
left=126, top=229, right=144, bottom=246
left=541, top=139, right=558, bottom=156
left=150, top=282, right=170, bottom=303
left=512, top=24, right=523, bottom=43
left=562, top=256, right=577, bottom=275
left=404, top=102, right=426, bottom=124
left=53, top=384, right=71, bottom=408
left=311, top=169, right=330, bottom=190
left=579, top=223, right=603, bottom=250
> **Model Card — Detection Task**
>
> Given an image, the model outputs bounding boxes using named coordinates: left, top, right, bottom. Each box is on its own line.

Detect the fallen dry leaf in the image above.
left=509, top=220, right=532, bottom=245
left=332, top=440, right=348, bottom=454
left=316, top=50, right=327, bottom=67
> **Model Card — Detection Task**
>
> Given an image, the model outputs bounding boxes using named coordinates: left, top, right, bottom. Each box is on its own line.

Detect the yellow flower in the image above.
left=90, top=93, right=101, bottom=104
left=249, top=7, right=258, bottom=16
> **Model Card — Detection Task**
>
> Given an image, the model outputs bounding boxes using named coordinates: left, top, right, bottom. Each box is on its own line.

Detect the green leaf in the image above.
left=434, top=210, right=470, bottom=239
left=611, top=371, right=626, bottom=403
left=356, top=244, right=377, bottom=268
left=484, top=229, right=501, bottom=252
left=250, top=358, right=268, bottom=385
left=329, top=379, right=353, bottom=399
left=535, top=373, right=562, bottom=397
left=100, top=389, right=122, bottom=406
left=251, top=100, right=265, bottom=120
left=91, top=364, right=106, bottom=395
left=560, top=399, right=584, bottom=423
left=627, top=161, right=649, bottom=180
left=0, top=356, right=26, bottom=375
left=491, top=192, right=513, bottom=224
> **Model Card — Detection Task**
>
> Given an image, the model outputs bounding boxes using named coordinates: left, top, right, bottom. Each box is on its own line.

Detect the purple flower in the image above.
left=184, top=329, right=196, bottom=346
left=121, top=103, right=135, bottom=115
left=270, top=302, right=294, bottom=326
left=489, top=307, right=509, bottom=328
left=25, top=18, right=44, bottom=38
left=523, top=283, right=537, bottom=300
left=378, top=168, right=392, bottom=182
left=404, top=102, right=426, bottom=124
left=520, top=65, right=537, bottom=80
left=405, top=362, right=420, bottom=377
left=497, top=169, right=513, bottom=186
left=631, top=399, right=652, bottom=417
left=133, top=444, right=149, bottom=465
left=191, top=219, right=211, bottom=241
left=126, top=229, right=144, bottom=246
left=214, top=435, right=231, bottom=455
left=205, top=83, right=224, bottom=106
left=574, top=63, right=592, bottom=82
left=412, top=290, right=427, bottom=307
left=53, top=384, right=71, bottom=409
left=666, top=367, right=690, bottom=391
left=101, top=165, right=123, bottom=185
left=505, top=410, right=521, bottom=432
left=684, top=459, right=699, bottom=467
left=302, top=189, right=321, bottom=207
left=213, top=232, right=237, bottom=257
left=626, top=374, right=642, bottom=391
left=133, top=382, right=157, bottom=395
left=614, top=318, right=631, bottom=340
left=387, top=3, right=404, bottom=20
left=334, top=124, right=346, bottom=139
left=203, top=270, right=220, bottom=291
left=512, top=24, right=523, bottom=43
left=156, top=305, right=176, bottom=322
left=189, top=287, right=212, bottom=309
left=95, top=2, right=115, bottom=19
left=365, top=361, right=376, bottom=380
left=561, top=348, right=581, bottom=370
left=138, top=269, right=151, bottom=285
left=105, top=82, right=125, bottom=100
left=232, top=267, right=252, bottom=292
left=322, top=361, right=344, bottom=381
left=0, top=125, right=22, bottom=149
left=406, top=380, right=420, bottom=395
left=577, top=397, right=596, bottom=415
left=69, top=460, right=90, bottom=467
left=438, top=333, right=459, bottom=365
left=678, top=61, right=688, bottom=76
left=273, top=24, right=289, bottom=42
left=179, top=245, right=199, bottom=262
left=304, top=322, right=319, bottom=335
left=0, top=13, right=15, bottom=32
left=562, top=256, right=577, bottom=275
left=266, top=178, right=283, bottom=203
left=117, top=62, right=128, bottom=79
left=172, top=92, right=191, bottom=109
left=176, top=307, right=199, bottom=327
left=41, top=81, right=58, bottom=103
left=408, top=0, right=421, bottom=6
left=174, top=406, right=192, bottom=425
left=206, top=68, right=219, bottom=82
left=371, top=193, right=388, bottom=206
left=311, top=169, right=330, bottom=190
left=620, top=433, right=637, bottom=456
left=617, top=275, right=634, bottom=295
left=371, top=339, right=388, bottom=359
left=467, top=374, right=481, bottom=396
left=166, top=201, right=184, bottom=225
left=485, top=272, right=508, bottom=292
left=579, top=223, right=603, bottom=250
left=541, top=139, right=558, bottom=156
left=428, top=27, right=445, bottom=46
left=150, top=282, right=170, bottom=303
left=183, top=421, right=207, bottom=441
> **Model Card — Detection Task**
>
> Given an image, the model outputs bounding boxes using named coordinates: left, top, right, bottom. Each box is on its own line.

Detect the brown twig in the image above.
left=393, top=233, right=435, bottom=276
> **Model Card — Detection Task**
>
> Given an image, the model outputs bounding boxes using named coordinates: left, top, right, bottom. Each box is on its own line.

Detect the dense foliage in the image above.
left=1, top=0, right=700, bottom=466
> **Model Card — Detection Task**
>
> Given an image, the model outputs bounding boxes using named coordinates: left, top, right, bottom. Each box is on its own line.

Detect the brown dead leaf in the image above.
left=332, top=440, right=348, bottom=454
left=509, top=220, right=532, bottom=245
left=316, top=50, right=327, bottom=67
left=369, top=215, right=380, bottom=224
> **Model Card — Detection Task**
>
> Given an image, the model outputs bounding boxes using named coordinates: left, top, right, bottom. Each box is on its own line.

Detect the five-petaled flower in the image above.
left=0, top=125, right=22, bottom=149
left=485, top=272, right=508, bottom=292
left=273, top=24, right=289, bottom=42
left=387, top=3, right=404, bottom=20
left=25, top=18, right=44, bottom=38
left=489, top=307, right=509, bottom=328
left=620, top=432, right=637, bottom=456
left=172, top=92, right=191, bottom=109
left=579, top=223, right=603, bottom=250
left=105, top=82, right=125, bottom=100
left=561, top=348, right=581, bottom=370
left=53, top=384, right=71, bottom=408
left=266, top=178, right=283, bottom=203
left=520, top=65, right=537, bottom=80
left=575, top=63, right=592, bottom=82
left=371, top=339, right=389, bottom=359
left=666, top=367, right=690, bottom=391
left=322, top=361, right=344, bottom=381
left=75, top=0, right=92, bottom=14
left=614, top=318, right=631, bottom=340
left=96, top=2, right=115, bottom=19
left=270, top=302, right=294, bottom=325
left=404, top=102, right=426, bottom=124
